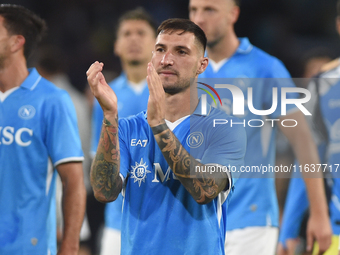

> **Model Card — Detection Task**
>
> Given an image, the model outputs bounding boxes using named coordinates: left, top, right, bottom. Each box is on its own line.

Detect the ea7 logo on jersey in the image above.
left=131, top=139, right=148, bottom=147
left=18, top=105, right=36, bottom=120
left=130, top=158, right=151, bottom=187
left=0, top=126, right=33, bottom=146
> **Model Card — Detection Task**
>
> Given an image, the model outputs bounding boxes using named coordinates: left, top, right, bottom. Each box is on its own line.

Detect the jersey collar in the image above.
left=20, top=68, right=42, bottom=91
left=204, top=37, right=253, bottom=58
left=235, top=37, right=253, bottom=54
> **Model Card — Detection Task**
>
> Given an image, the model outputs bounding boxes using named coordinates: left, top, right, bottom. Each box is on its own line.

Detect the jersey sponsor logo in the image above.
left=130, top=139, right=148, bottom=147
left=130, top=158, right=151, bottom=187
left=152, top=163, right=178, bottom=183
left=186, top=132, right=204, bottom=148
left=18, top=105, right=36, bottom=120
left=0, top=126, right=33, bottom=146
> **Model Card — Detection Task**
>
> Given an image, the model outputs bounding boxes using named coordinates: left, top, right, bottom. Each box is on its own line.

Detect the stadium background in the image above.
left=4, top=0, right=340, bottom=92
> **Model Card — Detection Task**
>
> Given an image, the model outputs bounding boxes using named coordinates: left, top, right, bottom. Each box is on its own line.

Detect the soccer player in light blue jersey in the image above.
left=87, top=18, right=247, bottom=255
left=279, top=60, right=340, bottom=255
left=0, top=4, right=86, bottom=255
left=279, top=4, right=340, bottom=252
left=189, top=0, right=332, bottom=254
left=91, top=8, right=156, bottom=255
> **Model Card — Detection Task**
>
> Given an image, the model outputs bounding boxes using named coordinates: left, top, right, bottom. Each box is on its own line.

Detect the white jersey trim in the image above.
left=54, top=156, right=84, bottom=167
left=46, top=158, right=54, bottom=195
left=204, top=163, right=232, bottom=227
left=127, top=79, right=147, bottom=95
left=209, top=58, right=229, bottom=73
left=165, top=115, right=190, bottom=131
left=30, top=75, right=42, bottom=91
left=0, top=87, right=19, bottom=102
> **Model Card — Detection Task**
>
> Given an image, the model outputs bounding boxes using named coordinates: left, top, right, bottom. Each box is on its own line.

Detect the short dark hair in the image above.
left=0, top=4, right=47, bottom=60
left=114, top=7, right=157, bottom=41
left=157, top=18, right=207, bottom=54
left=233, top=0, right=241, bottom=7
left=337, top=0, right=340, bottom=16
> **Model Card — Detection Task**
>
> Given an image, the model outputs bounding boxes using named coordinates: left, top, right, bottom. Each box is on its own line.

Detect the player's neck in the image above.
left=123, top=62, right=147, bottom=84
left=164, top=87, right=198, bottom=122
left=207, top=32, right=239, bottom=63
left=0, top=57, right=28, bottom=93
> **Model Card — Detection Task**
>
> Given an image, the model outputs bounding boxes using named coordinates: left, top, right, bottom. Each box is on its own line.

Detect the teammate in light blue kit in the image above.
left=91, top=8, right=156, bottom=255
left=189, top=0, right=332, bottom=254
left=0, top=5, right=86, bottom=255
left=279, top=61, right=340, bottom=255
left=278, top=2, right=340, bottom=254
left=87, top=18, right=246, bottom=255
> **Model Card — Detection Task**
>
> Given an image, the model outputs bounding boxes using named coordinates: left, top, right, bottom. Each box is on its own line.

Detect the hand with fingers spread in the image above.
left=146, top=62, right=166, bottom=127
left=86, top=61, right=118, bottom=119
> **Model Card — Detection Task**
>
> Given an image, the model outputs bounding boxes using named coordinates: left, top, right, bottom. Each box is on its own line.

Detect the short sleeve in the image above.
left=45, top=90, right=84, bottom=166
left=200, top=116, right=247, bottom=189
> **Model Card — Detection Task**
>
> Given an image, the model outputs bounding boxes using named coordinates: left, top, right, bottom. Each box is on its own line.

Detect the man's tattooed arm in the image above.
left=91, top=117, right=122, bottom=203
left=151, top=123, right=228, bottom=204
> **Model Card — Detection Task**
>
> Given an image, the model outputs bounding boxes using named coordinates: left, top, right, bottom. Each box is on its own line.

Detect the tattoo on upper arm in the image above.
left=152, top=124, right=225, bottom=203
left=91, top=117, right=122, bottom=201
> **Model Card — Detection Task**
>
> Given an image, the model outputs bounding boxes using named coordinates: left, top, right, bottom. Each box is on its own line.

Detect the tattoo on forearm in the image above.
left=152, top=124, right=223, bottom=203
left=91, top=117, right=122, bottom=201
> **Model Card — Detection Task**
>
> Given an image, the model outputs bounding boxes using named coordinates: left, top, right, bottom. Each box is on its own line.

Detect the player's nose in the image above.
left=161, top=51, right=174, bottom=66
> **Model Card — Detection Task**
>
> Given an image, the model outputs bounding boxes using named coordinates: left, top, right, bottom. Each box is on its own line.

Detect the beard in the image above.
left=157, top=66, right=196, bottom=95
left=0, top=56, right=5, bottom=70
left=127, top=60, right=142, bottom=66
left=0, top=45, right=10, bottom=70
left=206, top=34, right=223, bottom=49
left=162, top=76, right=192, bottom=95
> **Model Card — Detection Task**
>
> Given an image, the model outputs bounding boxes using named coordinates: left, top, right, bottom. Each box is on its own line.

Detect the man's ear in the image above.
left=197, top=57, right=209, bottom=74
left=113, top=40, right=120, bottom=57
left=230, top=5, right=240, bottom=25
left=10, top=35, right=25, bottom=53
left=336, top=16, right=340, bottom=36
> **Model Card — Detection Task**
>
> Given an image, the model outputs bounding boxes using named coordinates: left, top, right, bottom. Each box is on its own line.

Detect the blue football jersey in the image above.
left=199, top=38, right=297, bottom=229
left=0, top=68, right=83, bottom=255
left=91, top=72, right=149, bottom=230
left=279, top=62, right=340, bottom=245
left=311, top=65, right=340, bottom=235
left=117, top=102, right=246, bottom=255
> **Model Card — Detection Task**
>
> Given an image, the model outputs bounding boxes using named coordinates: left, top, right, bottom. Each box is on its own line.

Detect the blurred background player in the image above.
left=278, top=1, right=340, bottom=254
left=275, top=46, right=332, bottom=222
left=0, top=4, right=86, bottom=255
left=91, top=7, right=157, bottom=255
left=35, top=44, right=92, bottom=255
left=189, top=0, right=332, bottom=254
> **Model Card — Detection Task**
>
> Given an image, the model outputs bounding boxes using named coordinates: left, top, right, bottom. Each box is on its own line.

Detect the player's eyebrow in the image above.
left=155, top=43, right=192, bottom=53
left=155, top=43, right=166, bottom=49
left=175, top=45, right=191, bottom=53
